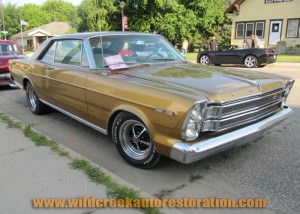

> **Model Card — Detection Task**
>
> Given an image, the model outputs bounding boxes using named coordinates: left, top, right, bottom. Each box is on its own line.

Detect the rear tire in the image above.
left=244, top=55, right=258, bottom=68
left=112, top=112, right=161, bottom=168
left=26, top=82, right=49, bottom=115
left=199, top=55, right=210, bottom=65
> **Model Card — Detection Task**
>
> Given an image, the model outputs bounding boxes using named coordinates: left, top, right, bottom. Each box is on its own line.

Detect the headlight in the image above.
left=282, top=79, right=295, bottom=107
left=182, top=101, right=207, bottom=141
left=284, top=81, right=294, bottom=96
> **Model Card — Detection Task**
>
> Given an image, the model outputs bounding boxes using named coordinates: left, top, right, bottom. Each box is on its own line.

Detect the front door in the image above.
left=37, top=39, right=89, bottom=120
left=269, top=20, right=282, bottom=45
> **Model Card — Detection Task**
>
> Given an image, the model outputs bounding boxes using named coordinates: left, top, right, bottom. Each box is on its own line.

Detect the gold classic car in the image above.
left=9, top=32, right=294, bottom=168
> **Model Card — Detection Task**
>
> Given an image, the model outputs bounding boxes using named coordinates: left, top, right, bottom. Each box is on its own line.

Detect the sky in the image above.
left=3, top=0, right=83, bottom=6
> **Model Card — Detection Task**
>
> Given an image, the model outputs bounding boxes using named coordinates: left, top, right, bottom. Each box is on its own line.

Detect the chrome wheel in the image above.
left=244, top=56, right=257, bottom=68
left=26, top=81, right=49, bottom=115
left=119, top=120, right=152, bottom=161
left=200, top=55, right=210, bottom=65
left=28, top=84, right=37, bottom=111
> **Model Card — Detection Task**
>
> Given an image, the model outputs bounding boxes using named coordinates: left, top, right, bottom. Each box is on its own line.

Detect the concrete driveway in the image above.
left=0, top=63, right=299, bottom=214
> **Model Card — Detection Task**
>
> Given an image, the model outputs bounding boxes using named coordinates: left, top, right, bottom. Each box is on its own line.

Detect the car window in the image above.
left=41, top=41, right=57, bottom=64
left=89, top=35, right=185, bottom=68
left=54, top=40, right=82, bottom=66
left=0, top=43, right=20, bottom=54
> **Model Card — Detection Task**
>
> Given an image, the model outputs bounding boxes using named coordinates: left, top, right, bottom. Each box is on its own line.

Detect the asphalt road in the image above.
left=0, top=63, right=299, bottom=214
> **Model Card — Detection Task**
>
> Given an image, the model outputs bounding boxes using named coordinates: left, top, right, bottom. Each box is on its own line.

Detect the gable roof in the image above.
left=226, top=0, right=246, bottom=14
left=12, top=22, right=72, bottom=39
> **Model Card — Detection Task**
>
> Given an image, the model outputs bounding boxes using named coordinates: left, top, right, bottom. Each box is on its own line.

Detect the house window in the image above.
left=255, top=22, right=264, bottom=37
left=265, top=0, right=292, bottom=3
left=236, top=23, right=244, bottom=38
left=235, top=21, right=265, bottom=38
left=246, top=23, right=254, bottom=37
left=287, top=19, right=299, bottom=38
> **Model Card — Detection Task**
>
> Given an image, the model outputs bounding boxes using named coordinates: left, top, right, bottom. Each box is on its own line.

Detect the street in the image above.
left=0, top=63, right=299, bottom=214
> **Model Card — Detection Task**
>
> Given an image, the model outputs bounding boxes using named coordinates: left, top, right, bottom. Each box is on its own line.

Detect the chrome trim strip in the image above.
left=222, top=89, right=284, bottom=109
left=39, top=99, right=108, bottom=135
left=0, top=73, right=10, bottom=79
left=170, top=107, right=292, bottom=164
left=209, top=87, right=285, bottom=104
left=202, top=101, right=282, bottom=132
left=221, top=99, right=284, bottom=119
left=205, top=88, right=284, bottom=120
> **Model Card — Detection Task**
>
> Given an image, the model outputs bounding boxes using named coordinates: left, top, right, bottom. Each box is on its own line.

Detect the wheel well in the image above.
left=23, top=78, right=29, bottom=90
left=107, top=110, right=128, bottom=136
left=107, top=110, right=146, bottom=136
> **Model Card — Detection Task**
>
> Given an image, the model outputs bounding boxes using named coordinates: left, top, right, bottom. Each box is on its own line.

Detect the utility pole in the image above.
left=120, top=1, right=125, bottom=31
left=0, top=0, right=6, bottom=40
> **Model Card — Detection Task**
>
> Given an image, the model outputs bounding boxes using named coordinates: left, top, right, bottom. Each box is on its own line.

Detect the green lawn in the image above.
left=186, top=52, right=300, bottom=63
left=277, top=55, right=300, bottom=63
left=24, top=51, right=34, bottom=56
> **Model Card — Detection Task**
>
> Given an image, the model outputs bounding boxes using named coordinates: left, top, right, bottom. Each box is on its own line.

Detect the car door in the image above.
left=37, top=39, right=90, bottom=120
left=213, top=48, right=239, bottom=64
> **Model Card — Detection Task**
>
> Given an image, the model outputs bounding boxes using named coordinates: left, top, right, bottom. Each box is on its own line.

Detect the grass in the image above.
left=0, top=112, right=22, bottom=129
left=70, top=159, right=162, bottom=214
left=24, top=51, right=33, bottom=56
left=189, top=174, right=203, bottom=182
left=153, top=184, right=186, bottom=199
left=23, top=125, right=69, bottom=157
left=277, top=55, right=300, bottom=63
left=0, top=111, right=162, bottom=214
left=185, top=52, right=300, bottom=63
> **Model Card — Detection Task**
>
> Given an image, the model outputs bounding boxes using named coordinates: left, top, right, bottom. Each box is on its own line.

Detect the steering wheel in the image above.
left=145, top=52, right=164, bottom=59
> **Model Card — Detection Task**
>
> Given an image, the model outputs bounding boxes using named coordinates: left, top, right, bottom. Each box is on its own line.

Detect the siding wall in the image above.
left=230, top=0, right=300, bottom=48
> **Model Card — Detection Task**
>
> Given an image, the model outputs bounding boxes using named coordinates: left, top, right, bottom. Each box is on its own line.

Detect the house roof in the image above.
left=12, top=22, right=72, bottom=39
left=225, top=0, right=246, bottom=14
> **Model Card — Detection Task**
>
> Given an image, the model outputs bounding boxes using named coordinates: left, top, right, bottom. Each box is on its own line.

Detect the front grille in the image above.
left=202, top=88, right=285, bottom=132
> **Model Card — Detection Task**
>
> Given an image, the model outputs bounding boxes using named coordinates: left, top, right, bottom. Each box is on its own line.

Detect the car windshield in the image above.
left=0, top=43, right=21, bottom=54
left=89, top=35, right=185, bottom=68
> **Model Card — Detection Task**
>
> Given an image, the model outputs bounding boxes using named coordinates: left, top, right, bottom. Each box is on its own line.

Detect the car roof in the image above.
left=0, top=39, right=17, bottom=44
left=49, top=31, right=161, bottom=40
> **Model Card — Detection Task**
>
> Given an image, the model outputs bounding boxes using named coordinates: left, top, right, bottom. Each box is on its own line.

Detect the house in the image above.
left=226, top=0, right=300, bottom=48
left=12, top=22, right=72, bottom=51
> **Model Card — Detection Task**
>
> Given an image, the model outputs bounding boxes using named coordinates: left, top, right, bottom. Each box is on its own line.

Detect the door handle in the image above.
left=45, top=65, right=55, bottom=71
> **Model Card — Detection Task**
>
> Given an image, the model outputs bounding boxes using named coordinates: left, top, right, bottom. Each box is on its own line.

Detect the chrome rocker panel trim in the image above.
left=170, top=107, right=292, bottom=164
left=39, top=99, right=108, bottom=135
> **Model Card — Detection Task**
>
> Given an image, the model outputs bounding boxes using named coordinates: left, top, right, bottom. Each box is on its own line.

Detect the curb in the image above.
left=0, top=110, right=184, bottom=214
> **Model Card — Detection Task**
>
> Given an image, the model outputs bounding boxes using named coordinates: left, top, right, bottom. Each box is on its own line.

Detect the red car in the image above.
left=0, top=40, right=27, bottom=87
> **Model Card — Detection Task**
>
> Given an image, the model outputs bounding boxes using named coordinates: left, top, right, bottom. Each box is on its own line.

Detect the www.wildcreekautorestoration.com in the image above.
left=32, top=196, right=267, bottom=208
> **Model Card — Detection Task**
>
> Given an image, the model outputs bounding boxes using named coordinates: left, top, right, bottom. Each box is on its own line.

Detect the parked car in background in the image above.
left=0, top=40, right=27, bottom=88
left=9, top=32, right=294, bottom=168
left=197, top=45, right=277, bottom=68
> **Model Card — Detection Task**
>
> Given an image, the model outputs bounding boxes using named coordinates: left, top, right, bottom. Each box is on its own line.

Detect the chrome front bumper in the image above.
left=0, top=73, right=19, bottom=88
left=170, top=107, right=292, bottom=164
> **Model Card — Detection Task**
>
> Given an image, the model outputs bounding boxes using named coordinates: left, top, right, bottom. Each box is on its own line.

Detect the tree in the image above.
left=181, top=0, right=228, bottom=49
left=20, top=4, right=51, bottom=29
left=0, top=3, right=21, bottom=39
left=122, top=0, right=198, bottom=45
left=42, top=0, right=78, bottom=24
left=77, top=0, right=118, bottom=32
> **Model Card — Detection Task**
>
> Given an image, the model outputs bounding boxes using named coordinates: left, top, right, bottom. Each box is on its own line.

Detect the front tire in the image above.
left=244, top=55, right=258, bottom=68
left=26, top=82, right=49, bottom=115
left=199, top=55, right=210, bottom=65
left=112, top=112, right=161, bottom=168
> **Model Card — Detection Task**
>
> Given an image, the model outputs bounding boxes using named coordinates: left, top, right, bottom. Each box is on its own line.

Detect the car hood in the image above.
left=120, top=63, right=289, bottom=102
